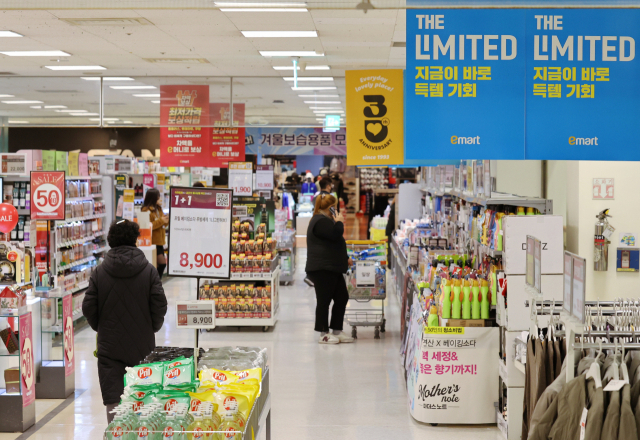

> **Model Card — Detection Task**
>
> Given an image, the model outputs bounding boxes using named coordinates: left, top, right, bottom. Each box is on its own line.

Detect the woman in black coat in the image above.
left=82, top=220, right=167, bottom=422
left=305, top=193, right=353, bottom=345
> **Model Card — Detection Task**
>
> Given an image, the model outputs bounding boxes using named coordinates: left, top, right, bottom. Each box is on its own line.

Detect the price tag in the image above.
left=168, top=187, right=233, bottom=278
left=176, top=301, right=215, bottom=329
left=256, top=165, right=274, bottom=190
left=355, top=261, right=376, bottom=287
left=228, top=162, right=253, bottom=196
left=603, top=380, right=625, bottom=392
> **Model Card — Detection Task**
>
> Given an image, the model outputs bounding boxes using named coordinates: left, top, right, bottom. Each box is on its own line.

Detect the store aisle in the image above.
left=1, top=250, right=502, bottom=440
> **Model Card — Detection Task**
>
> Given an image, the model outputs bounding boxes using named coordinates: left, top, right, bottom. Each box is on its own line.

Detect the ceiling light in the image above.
left=314, top=110, right=344, bottom=113
left=0, top=31, right=22, bottom=38
left=8, top=120, right=29, bottom=124
left=81, top=77, right=134, bottom=81
left=304, top=101, right=341, bottom=104
left=220, top=8, right=307, bottom=11
left=133, top=94, right=160, bottom=97
left=292, top=87, right=336, bottom=91
left=298, top=94, right=339, bottom=98
left=309, top=107, right=342, bottom=110
left=89, top=118, right=119, bottom=121
left=123, top=121, right=133, bottom=124
left=2, top=100, right=44, bottom=104
left=306, top=65, right=330, bottom=70
left=242, top=31, right=317, bottom=38
left=151, top=101, right=160, bottom=104
left=284, top=77, right=333, bottom=82
left=71, top=112, right=99, bottom=116
left=30, top=105, right=42, bottom=109
left=110, top=86, right=156, bottom=90
left=0, top=50, right=70, bottom=57
left=55, top=109, right=86, bottom=113
left=0, top=94, right=14, bottom=98
left=273, top=66, right=300, bottom=71
left=260, top=51, right=322, bottom=57
left=216, top=2, right=306, bottom=6
left=44, top=105, right=67, bottom=109
left=45, top=65, right=106, bottom=71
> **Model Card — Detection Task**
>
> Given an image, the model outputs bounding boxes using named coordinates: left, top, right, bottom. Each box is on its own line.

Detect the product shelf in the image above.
left=90, top=193, right=103, bottom=198
left=424, top=187, right=553, bottom=214
left=91, top=246, right=109, bottom=254
left=0, top=354, right=19, bottom=357
left=56, top=231, right=106, bottom=249
left=65, top=175, right=102, bottom=180
left=57, top=256, right=95, bottom=272
left=15, top=209, right=29, bottom=216
left=72, top=310, right=84, bottom=321
left=477, top=242, right=502, bottom=258
left=57, top=212, right=106, bottom=224
left=66, top=197, right=93, bottom=203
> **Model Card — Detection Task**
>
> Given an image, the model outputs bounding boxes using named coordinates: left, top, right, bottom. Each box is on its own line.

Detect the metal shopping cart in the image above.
left=344, top=240, right=387, bottom=339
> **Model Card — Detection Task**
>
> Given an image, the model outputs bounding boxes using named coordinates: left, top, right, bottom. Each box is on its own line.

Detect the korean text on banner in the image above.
left=406, top=10, right=526, bottom=161
left=20, top=312, right=35, bottom=407
left=256, top=165, right=274, bottom=191
left=30, top=171, right=65, bottom=220
left=168, top=187, right=233, bottom=279
left=159, top=85, right=210, bottom=167
left=346, top=69, right=404, bottom=166
left=63, top=294, right=75, bottom=376
left=211, top=103, right=246, bottom=167
left=228, top=162, right=253, bottom=196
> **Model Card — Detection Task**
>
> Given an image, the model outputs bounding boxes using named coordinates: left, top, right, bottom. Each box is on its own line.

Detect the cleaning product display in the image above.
left=198, top=280, right=272, bottom=319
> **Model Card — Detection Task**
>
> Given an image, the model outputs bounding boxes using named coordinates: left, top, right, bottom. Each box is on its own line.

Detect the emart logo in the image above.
left=451, top=136, right=480, bottom=145
left=569, top=136, right=598, bottom=146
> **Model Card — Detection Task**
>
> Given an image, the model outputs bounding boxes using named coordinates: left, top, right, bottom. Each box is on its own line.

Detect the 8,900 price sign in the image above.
left=168, top=187, right=233, bottom=279
left=176, top=301, right=215, bottom=329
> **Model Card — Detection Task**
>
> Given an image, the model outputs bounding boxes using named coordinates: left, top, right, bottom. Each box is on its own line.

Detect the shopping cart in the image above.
left=344, top=240, right=387, bottom=339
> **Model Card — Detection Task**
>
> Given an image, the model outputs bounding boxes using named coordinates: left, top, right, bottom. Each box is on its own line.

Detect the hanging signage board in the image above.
left=176, top=300, right=215, bottom=329
left=30, top=171, right=65, bottom=220
left=210, top=103, right=246, bottom=168
left=563, top=252, right=573, bottom=316
left=159, top=85, right=210, bottom=167
left=228, top=162, right=253, bottom=196
left=571, top=255, right=586, bottom=324
left=20, top=312, right=35, bottom=407
left=63, top=294, right=75, bottom=376
left=255, top=165, right=274, bottom=191
left=346, top=69, right=404, bottom=166
left=168, top=187, right=233, bottom=279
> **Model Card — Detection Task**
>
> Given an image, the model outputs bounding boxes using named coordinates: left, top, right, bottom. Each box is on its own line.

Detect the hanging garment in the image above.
left=532, top=339, right=549, bottom=415
left=546, top=338, right=555, bottom=385
left=553, top=340, right=563, bottom=379
left=523, top=337, right=549, bottom=440
left=601, top=387, right=621, bottom=440
left=618, top=383, right=638, bottom=440
left=522, top=337, right=535, bottom=440
left=630, top=381, right=640, bottom=438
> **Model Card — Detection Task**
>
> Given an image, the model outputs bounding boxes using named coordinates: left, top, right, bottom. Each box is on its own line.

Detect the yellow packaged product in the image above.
left=187, top=390, right=218, bottom=412
left=220, top=383, right=259, bottom=407
left=199, top=368, right=239, bottom=385
left=229, top=368, right=261, bottom=383
left=214, top=391, right=250, bottom=424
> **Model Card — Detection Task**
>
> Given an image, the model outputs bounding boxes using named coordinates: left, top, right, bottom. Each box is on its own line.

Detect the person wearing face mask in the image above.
left=141, top=188, right=169, bottom=277
left=305, top=193, right=354, bottom=344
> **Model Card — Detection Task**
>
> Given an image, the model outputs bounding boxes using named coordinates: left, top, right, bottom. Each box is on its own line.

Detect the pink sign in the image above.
left=63, top=295, right=75, bottom=376
left=593, top=178, right=614, bottom=200
left=78, top=153, right=89, bottom=176
left=19, top=312, right=35, bottom=407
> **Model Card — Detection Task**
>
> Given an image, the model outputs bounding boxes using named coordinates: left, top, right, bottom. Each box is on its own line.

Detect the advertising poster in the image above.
left=159, top=85, right=210, bottom=167
left=228, top=162, right=253, bottom=196
left=30, top=171, right=65, bottom=220
left=346, top=69, right=404, bottom=166
left=255, top=165, right=274, bottom=191
left=411, top=327, right=498, bottom=424
left=19, top=312, right=35, bottom=407
left=114, top=174, right=127, bottom=222
left=210, top=103, right=246, bottom=167
left=63, top=294, right=75, bottom=376
left=245, top=127, right=346, bottom=155
left=168, top=187, right=233, bottom=279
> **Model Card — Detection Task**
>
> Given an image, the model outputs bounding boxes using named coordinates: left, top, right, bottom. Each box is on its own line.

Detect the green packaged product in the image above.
left=121, top=384, right=162, bottom=402
left=124, top=362, right=164, bottom=387
left=123, top=392, right=156, bottom=412
left=156, top=391, right=191, bottom=412
left=163, top=362, right=195, bottom=388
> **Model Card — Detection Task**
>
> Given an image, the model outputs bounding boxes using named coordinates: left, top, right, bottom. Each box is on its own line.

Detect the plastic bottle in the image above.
left=441, top=279, right=452, bottom=319
left=490, top=271, right=498, bottom=306
left=427, top=305, right=439, bottom=327
left=163, top=412, right=183, bottom=440
left=516, top=206, right=525, bottom=215
left=480, top=279, right=490, bottom=319
left=461, top=280, right=471, bottom=320
left=218, top=419, right=242, bottom=440
left=187, top=412, right=206, bottom=440
left=471, top=279, right=480, bottom=320
left=451, top=279, right=461, bottom=319
left=135, top=414, right=153, bottom=440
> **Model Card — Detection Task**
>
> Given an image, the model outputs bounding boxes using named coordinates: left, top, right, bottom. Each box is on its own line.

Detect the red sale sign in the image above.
left=30, top=171, right=65, bottom=220
left=20, top=312, right=35, bottom=407
left=210, top=103, right=246, bottom=168
left=160, top=85, right=211, bottom=167
left=63, top=294, right=75, bottom=376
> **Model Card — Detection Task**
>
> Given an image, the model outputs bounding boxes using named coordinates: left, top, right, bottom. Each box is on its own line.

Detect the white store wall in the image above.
left=495, top=160, right=543, bottom=198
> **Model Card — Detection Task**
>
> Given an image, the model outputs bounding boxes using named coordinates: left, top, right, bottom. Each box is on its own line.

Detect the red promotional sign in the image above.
left=160, top=85, right=210, bottom=167
left=30, top=171, right=65, bottom=220
left=210, top=103, right=246, bottom=167
left=63, top=294, right=75, bottom=376
left=20, top=312, right=35, bottom=407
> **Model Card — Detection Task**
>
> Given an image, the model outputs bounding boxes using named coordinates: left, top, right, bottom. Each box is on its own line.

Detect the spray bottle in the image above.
left=462, top=279, right=471, bottom=320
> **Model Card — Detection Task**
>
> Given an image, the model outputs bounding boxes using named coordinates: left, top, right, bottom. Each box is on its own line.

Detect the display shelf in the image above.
left=72, top=310, right=83, bottom=321
left=67, top=281, right=89, bottom=295
left=90, top=193, right=103, bottom=198
left=66, top=197, right=93, bottom=203
left=56, top=212, right=106, bottom=224
left=0, top=353, right=19, bottom=357
left=91, top=246, right=109, bottom=254
left=422, top=187, right=553, bottom=214
left=16, top=208, right=29, bottom=216
left=477, top=242, right=502, bottom=258
left=1, top=176, right=29, bottom=182
left=56, top=231, right=106, bottom=249
left=57, top=256, right=95, bottom=271
left=65, top=175, right=102, bottom=180
left=514, top=359, right=525, bottom=375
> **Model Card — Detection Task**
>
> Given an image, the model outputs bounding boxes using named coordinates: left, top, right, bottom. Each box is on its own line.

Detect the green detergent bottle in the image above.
left=490, top=271, right=497, bottom=306
left=452, top=279, right=462, bottom=319
left=471, top=280, right=481, bottom=319
left=481, top=279, right=490, bottom=319
left=462, top=280, right=471, bottom=319
left=427, top=305, right=440, bottom=327
left=442, top=279, right=452, bottom=319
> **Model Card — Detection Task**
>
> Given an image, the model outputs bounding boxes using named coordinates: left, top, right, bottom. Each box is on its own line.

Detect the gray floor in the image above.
left=0, top=249, right=502, bottom=439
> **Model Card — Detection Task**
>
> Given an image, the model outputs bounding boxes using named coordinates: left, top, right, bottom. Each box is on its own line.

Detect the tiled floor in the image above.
left=1, top=247, right=502, bottom=440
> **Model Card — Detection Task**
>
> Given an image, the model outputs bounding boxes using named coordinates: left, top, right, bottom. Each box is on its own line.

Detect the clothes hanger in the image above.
left=586, top=360, right=603, bottom=389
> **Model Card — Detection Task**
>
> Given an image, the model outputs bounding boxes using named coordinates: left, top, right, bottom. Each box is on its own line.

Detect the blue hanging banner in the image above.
left=405, top=10, right=526, bottom=161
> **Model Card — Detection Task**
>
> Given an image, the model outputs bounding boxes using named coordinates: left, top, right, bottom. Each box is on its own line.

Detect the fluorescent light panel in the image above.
left=123, top=121, right=133, bottom=124
left=216, top=2, right=306, bottom=6
left=30, top=106, right=41, bottom=109
left=306, top=65, right=330, bottom=70
left=133, top=94, right=160, bottom=97
left=72, top=112, right=98, bottom=116
left=81, top=77, right=134, bottom=81
left=298, top=94, right=339, bottom=98
left=273, top=66, right=299, bottom=70
left=220, top=8, right=307, bottom=11
left=292, top=87, right=336, bottom=91
left=2, top=100, right=43, bottom=104
left=284, top=77, right=333, bottom=81
left=44, top=105, right=67, bottom=109
left=242, top=31, right=316, bottom=38
left=151, top=101, right=160, bottom=104
left=8, top=120, right=28, bottom=124
left=0, top=50, right=70, bottom=57
left=309, top=107, right=342, bottom=110
left=0, top=31, right=22, bottom=37
left=45, top=65, right=106, bottom=71
left=260, top=51, right=322, bottom=57
left=110, top=86, right=156, bottom=90
left=55, top=109, right=86, bottom=113
left=0, top=94, right=14, bottom=98
left=304, top=101, right=341, bottom=104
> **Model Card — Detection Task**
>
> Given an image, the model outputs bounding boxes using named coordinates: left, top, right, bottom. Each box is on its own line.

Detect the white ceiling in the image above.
left=0, top=5, right=406, bottom=126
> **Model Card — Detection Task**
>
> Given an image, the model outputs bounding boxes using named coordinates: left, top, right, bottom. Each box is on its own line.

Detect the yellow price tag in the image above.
left=424, top=327, right=465, bottom=335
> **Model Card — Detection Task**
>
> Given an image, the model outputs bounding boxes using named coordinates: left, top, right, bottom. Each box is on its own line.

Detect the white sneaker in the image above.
left=319, top=334, right=340, bottom=344
left=333, top=332, right=354, bottom=343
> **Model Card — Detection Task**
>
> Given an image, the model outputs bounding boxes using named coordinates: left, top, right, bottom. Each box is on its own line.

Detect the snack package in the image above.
left=124, top=362, right=164, bottom=387
left=199, top=368, right=239, bottom=385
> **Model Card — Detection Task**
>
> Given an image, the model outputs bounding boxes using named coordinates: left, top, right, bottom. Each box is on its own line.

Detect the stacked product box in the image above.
left=199, top=280, right=272, bottom=319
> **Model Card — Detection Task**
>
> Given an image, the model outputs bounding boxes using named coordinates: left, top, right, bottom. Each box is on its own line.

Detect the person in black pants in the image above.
left=305, top=193, right=354, bottom=344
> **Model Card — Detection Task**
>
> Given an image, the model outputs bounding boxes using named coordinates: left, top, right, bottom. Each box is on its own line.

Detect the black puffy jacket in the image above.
left=305, top=214, right=349, bottom=274
left=82, top=246, right=167, bottom=404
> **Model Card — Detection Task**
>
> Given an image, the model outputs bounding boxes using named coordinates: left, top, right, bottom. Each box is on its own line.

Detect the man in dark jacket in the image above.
left=82, top=220, right=167, bottom=422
